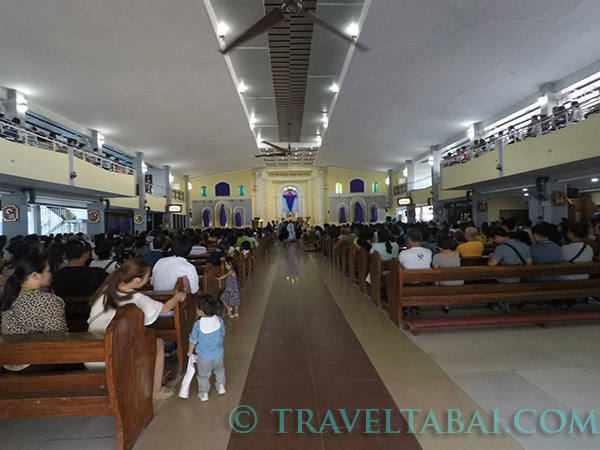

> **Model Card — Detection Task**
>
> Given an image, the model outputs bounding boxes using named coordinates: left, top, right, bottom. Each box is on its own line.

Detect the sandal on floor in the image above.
left=153, top=386, right=174, bottom=402
left=233, top=313, right=239, bottom=318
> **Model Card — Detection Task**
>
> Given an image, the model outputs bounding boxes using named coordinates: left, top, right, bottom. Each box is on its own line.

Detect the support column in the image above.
left=255, top=171, right=264, bottom=218
left=164, top=165, right=173, bottom=230
left=2, top=194, right=29, bottom=238
left=135, top=152, right=146, bottom=211
left=539, top=82, right=558, bottom=117
left=5, top=89, right=27, bottom=124
left=316, top=170, right=325, bottom=226
left=431, top=147, right=445, bottom=223
left=90, top=130, right=105, bottom=151
left=184, top=175, right=191, bottom=228
left=405, top=160, right=416, bottom=224
left=387, top=169, right=393, bottom=213
left=87, top=201, right=106, bottom=236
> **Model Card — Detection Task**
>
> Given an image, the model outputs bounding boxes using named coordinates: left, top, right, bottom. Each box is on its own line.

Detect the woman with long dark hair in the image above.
left=1, top=254, right=66, bottom=334
left=87, top=257, right=185, bottom=401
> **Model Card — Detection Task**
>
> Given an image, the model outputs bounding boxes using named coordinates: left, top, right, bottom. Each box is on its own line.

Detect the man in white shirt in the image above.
left=399, top=227, right=432, bottom=270
left=151, top=235, right=199, bottom=293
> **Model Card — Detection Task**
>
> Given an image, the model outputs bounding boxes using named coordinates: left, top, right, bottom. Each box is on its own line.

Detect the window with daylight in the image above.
left=335, top=183, right=342, bottom=194
left=238, top=185, right=245, bottom=196
left=372, top=182, right=378, bottom=193
left=201, top=186, right=207, bottom=197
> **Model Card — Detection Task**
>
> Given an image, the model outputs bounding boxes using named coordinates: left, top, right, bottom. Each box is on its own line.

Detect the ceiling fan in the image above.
left=254, top=140, right=293, bottom=158
left=220, top=0, right=369, bottom=54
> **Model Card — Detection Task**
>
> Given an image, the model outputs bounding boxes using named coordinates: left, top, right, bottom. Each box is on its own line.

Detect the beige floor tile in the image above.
left=496, top=414, right=599, bottom=450
left=450, top=371, right=570, bottom=419
left=516, top=366, right=600, bottom=416
left=415, top=429, right=523, bottom=450
left=134, top=432, right=230, bottom=450
left=422, top=346, right=510, bottom=375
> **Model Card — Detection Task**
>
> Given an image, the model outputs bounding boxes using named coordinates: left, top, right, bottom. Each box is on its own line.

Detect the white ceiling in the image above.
left=1, top=0, right=600, bottom=177
left=319, top=0, right=600, bottom=171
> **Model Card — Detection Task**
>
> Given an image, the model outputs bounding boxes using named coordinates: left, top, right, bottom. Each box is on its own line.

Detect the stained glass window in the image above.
left=335, top=183, right=342, bottom=194
left=201, top=186, right=207, bottom=197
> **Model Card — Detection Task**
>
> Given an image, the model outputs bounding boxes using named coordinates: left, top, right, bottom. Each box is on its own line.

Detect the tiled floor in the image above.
left=4, top=244, right=600, bottom=449
left=227, top=249, right=422, bottom=449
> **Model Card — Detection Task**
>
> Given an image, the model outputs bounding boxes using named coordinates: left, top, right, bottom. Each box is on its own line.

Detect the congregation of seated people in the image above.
left=0, top=225, right=269, bottom=400
left=323, top=213, right=600, bottom=312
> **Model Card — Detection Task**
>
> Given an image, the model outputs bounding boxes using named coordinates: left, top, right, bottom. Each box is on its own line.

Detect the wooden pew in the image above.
left=145, top=277, right=195, bottom=375
left=63, top=295, right=94, bottom=332
left=386, top=259, right=600, bottom=333
left=460, top=256, right=489, bottom=267
left=369, top=251, right=390, bottom=306
left=203, top=263, right=224, bottom=298
left=357, top=248, right=371, bottom=294
left=0, top=305, right=155, bottom=450
left=187, top=254, right=208, bottom=276
left=348, top=244, right=357, bottom=285
left=340, top=244, right=348, bottom=276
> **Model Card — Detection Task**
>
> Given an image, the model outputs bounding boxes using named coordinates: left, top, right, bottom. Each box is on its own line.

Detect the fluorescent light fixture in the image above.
left=316, top=136, right=322, bottom=146
left=347, top=23, right=359, bottom=39
left=238, top=82, right=247, bottom=94
left=17, top=100, right=28, bottom=114
left=218, top=22, right=228, bottom=39
left=403, top=168, right=408, bottom=177
left=538, top=94, right=548, bottom=106
left=169, top=174, right=174, bottom=184
left=524, top=193, right=529, bottom=197
left=141, top=162, right=148, bottom=174
left=593, top=178, right=599, bottom=183
left=331, top=83, right=339, bottom=94
left=467, top=124, right=475, bottom=140
left=523, top=188, right=528, bottom=191
left=428, top=156, right=434, bottom=166
left=188, top=182, right=193, bottom=190
left=385, top=178, right=390, bottom=185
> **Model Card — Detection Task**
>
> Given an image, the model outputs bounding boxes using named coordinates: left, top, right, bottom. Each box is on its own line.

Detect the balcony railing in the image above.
left=441, top=94, right=600, bottom=168
left=0, top=119, right=134, bottom=175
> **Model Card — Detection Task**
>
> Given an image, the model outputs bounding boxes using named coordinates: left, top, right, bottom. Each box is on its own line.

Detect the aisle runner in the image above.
left=227, top=247, right=422, bottom=449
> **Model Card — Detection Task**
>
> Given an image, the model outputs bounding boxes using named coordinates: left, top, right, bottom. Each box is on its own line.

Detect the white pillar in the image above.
left=405, top=160, right=416, bottom=223
left=255, top=171, right=264, bottom=218
left=135, top=152, right=146, bottom=211
left=316, top=170, right=325, bottom=226
left=184, top=175, right=191, bottom=228
left=5, top=89, right=27, bottom=124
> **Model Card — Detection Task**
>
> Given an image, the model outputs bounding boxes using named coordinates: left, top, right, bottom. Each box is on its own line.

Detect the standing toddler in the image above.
left=188, top=294, right=226, bottom=402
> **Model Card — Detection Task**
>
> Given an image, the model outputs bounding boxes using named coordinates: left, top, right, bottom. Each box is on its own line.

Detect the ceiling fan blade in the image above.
left=220, top=8, right=285, bottom=54
left=302, top=10, right=369, bottom=52
left=261, top=140, right=290, bottom=153
left=255, top=152, right=288, bottom=158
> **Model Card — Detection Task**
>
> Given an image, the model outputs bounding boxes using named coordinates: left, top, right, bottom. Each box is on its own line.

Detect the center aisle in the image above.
left=227, top=244, right=422, bottom=449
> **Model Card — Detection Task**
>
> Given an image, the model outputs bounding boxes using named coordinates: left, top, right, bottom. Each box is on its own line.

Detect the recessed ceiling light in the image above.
left=523, top=188, right=528, bottom=191
left=331, top=83, right=339, bottom=94
left=218, top=22, right=228, bottom=39
left=524, top=193, right=529, bottom=197
left=347, top=23, right=359, bottom=39
left=592, top=178, right=599, bottom=182
left=238, top=82, right=247, bottom=94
